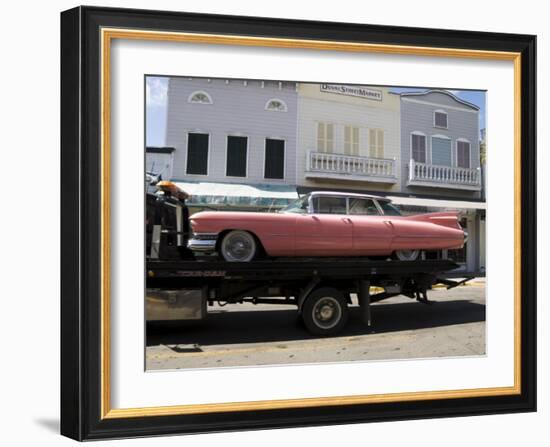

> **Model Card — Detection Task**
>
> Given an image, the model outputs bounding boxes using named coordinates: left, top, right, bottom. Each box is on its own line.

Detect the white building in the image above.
left=163, top=77, right=300, bottom=209
left=296, top=83, right=401, bottom=193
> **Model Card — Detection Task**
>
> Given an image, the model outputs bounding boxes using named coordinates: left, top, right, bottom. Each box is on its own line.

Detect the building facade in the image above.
left=160, top=79, right=485, bottom=274
left=166, top=77, right=298, bottom=187
left=296, top=83, right=401, bottom=193
left=399, top=90, right=482, bottom=197
left=396, top=90, right=484, bottom=274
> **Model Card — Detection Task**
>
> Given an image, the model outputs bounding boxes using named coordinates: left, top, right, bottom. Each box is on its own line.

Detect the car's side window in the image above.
left=313, top=197, right=347, bottom=214
left=348, top=198, right=380, bottom=216
left=378, top=201, right=402, bottom=216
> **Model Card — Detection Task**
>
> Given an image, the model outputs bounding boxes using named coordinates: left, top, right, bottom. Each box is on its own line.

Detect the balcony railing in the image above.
left=305, top=150, right=397, bottom=183
left=408, top=159, right=481, bottom=190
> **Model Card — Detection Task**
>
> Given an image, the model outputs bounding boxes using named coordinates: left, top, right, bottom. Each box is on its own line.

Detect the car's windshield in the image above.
left=378, top=200, right=402, bottom=216
left=280, top=195, right=309, bottom=214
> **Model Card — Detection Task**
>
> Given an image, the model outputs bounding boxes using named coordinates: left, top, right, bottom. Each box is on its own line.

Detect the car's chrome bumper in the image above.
left=188, top=234, right=217, bottom=253
left=463, top=230, right=469, bottom=244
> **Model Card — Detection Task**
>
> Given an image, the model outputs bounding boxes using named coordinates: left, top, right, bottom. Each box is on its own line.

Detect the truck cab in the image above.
left=146, top=181, right=194, bottom=260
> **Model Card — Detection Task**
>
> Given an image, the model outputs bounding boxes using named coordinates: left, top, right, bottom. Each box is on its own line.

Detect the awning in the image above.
left=386, top=195, right=486, bottom=210
left=173, top=181, right=299, bottom=208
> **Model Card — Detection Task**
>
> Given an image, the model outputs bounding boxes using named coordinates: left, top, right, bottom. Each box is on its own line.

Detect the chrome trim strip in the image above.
left=188, top=238, right=217, bottom=252
left=191, top=232, right=218, bottom=240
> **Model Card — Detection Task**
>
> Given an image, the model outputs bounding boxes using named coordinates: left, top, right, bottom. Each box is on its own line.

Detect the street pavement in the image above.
left=146, top=282, right=485, bottom=370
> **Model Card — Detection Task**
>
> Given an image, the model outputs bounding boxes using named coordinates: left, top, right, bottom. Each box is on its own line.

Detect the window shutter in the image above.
left=369, top=129, right=384, bottom=158
left=432, top=137, right=452, bottom=166
left=326, top=123, right=334, bottom=153
left=435, top=111, right=448, bottom=128
left=346, top=126, right=360, bottom=156
left=353, top=127, right=360, bottom=156
left=226, top=136, right=247, bottom=177
left=377, top=130, right=384, bottom=158
left=344, top=126, right=351, bottom=154
left=317, top=122, right=334, bottom=153
left=369, top=129, right=376, bottom=157
left=412, top=134, right=426, bottom=163
left=457, top=141, right=471, bottom=168
left=265, top=139, right=285, bottom=179
left=186, top=133, right=209, bottom=175
left=317, top=122, right=325, bottom=152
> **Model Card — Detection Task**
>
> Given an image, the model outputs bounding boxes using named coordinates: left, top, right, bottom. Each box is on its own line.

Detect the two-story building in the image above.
left=296, top=83, right=401, bottom=194
left=164, top=77, right=299, bottom=209
left=394, top=90, right=485, bottom=274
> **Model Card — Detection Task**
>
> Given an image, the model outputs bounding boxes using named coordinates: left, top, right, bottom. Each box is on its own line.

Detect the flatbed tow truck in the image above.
left=146, top=258, right=468, bottom=336
left=146, top=182, right=470, bottom=335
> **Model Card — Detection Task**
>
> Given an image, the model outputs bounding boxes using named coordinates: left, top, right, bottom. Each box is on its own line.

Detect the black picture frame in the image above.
left=61, top=6, right=536, bottom=441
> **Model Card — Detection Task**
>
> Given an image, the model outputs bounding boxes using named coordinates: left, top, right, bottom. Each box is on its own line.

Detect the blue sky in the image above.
left=145, top=77, right=486, bottom=147
left=146, top=77, right=169, bottom=147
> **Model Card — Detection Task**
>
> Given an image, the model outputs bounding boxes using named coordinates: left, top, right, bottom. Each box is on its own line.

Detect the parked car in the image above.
left=188, top=191, right=467, bottom=262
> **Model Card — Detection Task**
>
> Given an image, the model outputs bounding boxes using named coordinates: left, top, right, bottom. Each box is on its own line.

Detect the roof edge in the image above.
left=397, top=89, right=480, bottom=110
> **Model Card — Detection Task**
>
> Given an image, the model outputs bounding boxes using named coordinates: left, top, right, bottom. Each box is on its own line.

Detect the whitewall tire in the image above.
left=220, top=230, right=258, bottom=262
left=394, top=249, right=421, bottom=261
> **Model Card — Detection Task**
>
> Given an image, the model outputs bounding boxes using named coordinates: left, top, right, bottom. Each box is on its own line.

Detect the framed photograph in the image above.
left=60, top=6, right=536, bottom=440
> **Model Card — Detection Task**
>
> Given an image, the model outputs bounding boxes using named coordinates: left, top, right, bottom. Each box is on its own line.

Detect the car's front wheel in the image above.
left=394, top=249, right=421, bottom=261
left=219, top=230, right=258, bottom=262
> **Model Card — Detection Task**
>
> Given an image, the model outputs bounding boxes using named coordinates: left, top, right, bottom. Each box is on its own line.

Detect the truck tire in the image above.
left=302, top=287, right=348, bottom=336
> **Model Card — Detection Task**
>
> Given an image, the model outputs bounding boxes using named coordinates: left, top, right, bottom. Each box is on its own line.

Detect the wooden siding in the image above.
left=165, top=78, right=298, bottom=185
left=297, top=84, right=401, bottom=191
left=400, top=92, right=481, bottom=198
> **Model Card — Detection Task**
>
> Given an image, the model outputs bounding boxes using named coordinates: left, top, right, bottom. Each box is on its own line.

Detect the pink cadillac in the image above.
left=188, top=191, right=467, bottom=262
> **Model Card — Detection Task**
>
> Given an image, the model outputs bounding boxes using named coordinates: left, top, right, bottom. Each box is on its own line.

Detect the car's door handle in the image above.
left=384, top=220, right=394, bottom=226
left=342, top=217, right=352, bottom=223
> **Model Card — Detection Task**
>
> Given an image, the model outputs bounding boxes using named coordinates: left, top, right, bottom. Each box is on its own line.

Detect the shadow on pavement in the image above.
left=146, top=299, right=485, bottom=347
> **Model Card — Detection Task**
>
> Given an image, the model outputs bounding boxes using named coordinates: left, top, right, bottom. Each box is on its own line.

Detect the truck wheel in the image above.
left=302, top=288, right=348, bottom=336
left=220, top=230, right=257, bottom=262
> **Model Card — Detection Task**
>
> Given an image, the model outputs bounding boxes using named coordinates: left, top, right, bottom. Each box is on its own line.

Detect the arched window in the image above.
left=188, top=90, right=213, bottom=104
left=265, top=98, right=288, bottom=112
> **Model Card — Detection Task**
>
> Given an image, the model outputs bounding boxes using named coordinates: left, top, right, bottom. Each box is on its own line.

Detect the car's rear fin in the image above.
left=405, top=211, right=461, bottom=229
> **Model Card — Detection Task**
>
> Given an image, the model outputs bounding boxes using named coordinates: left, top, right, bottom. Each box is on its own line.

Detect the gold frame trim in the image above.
left=100, top=28, right=522, bottom=419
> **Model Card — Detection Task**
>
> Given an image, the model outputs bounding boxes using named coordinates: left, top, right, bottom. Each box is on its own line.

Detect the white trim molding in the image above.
left=398, top=89, right=479, bottom=110
left=401, top=97, right=478, bottom=113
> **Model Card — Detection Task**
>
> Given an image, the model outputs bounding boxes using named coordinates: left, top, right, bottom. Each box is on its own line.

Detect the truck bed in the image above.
left=146, top=258, right=459, bottom=287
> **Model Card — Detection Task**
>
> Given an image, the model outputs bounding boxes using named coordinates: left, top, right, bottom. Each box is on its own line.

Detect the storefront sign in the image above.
left=320, top=84, right=383, bottom=101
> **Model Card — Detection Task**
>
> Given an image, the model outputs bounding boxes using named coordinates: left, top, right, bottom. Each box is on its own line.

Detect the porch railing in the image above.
left=307, top=151, right=396, bottom=179
left=408, top=159, right=481, bottom=188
